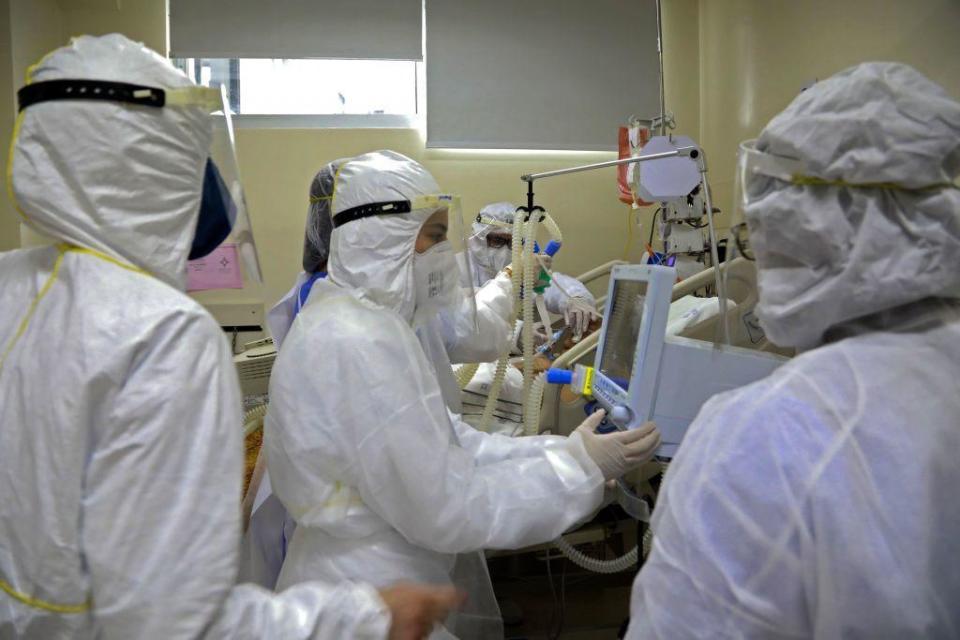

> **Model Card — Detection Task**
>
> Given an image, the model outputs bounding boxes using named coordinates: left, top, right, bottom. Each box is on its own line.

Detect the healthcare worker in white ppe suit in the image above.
left=459, top=203, right=601, bottom=434
left=265, top=150, right=661, bottom=638
left=628, top=62, right=960, bottom=638
left=0, top=34, right=460, bottom=640
left=246, top=158, right=525, bottom=589
left=466, top=201, right=600, bottom=340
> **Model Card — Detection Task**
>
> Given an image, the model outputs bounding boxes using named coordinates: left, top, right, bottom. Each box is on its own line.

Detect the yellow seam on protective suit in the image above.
left=320, top=495, right=365, bottom=508
left=329, top=161, right=350, bottom=213
left=24, top=48, right=57, bottom=85
left=0, top=247, right=65, bottom=375
left=0, top=577, right=90, bottom=614
left=0, top=246, right=148, bottom=375
left=64, top=245, right=149, bottom=276
left=790, top=175, right=958, bottom=193
left=5, top=111, right=29, bottom=223
left=7, top=47, right=70, bottom=224
left=319, top=481, right=365, bottom=509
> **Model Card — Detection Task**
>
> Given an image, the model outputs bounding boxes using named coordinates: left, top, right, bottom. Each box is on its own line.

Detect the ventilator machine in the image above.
left=549, top=263, right=786, bottom=456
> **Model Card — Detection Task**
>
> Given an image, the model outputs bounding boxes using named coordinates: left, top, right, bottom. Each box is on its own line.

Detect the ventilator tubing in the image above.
left=478, top=210, right=563, bottom=434
left=476, top=212, right=529, bottom=431
left=553, top=521, right=655, bottom=574
left=554, top=463, right=668, bottom=573
left=456, top=362, right=480, bottom=389
left=521, top=216, right=538, bottom=415
left=521, top=211, right=563, bottom=436
left=553, top=536, right=637, bottom=574
left=522, top=373, right=547, bottom=436
left=243, top=402, right=268, bottom=437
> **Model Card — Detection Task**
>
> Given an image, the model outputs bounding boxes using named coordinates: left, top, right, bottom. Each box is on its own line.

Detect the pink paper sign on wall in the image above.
left=187, top=244, right=244, bottom=291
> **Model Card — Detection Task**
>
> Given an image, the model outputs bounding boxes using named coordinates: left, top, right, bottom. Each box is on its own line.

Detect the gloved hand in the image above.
left=562, top=296, right=600, bottom=341
left=533, top=253, right=553, bottom=292
left=503, top=254, right=553, bottom=291
left=534, top=253, right=553, bottom=273
left=514, top=322, right=551, bottom=352
left=379, top=583, right=466, bottom=640
left=574, top=411, right=661, bottom=481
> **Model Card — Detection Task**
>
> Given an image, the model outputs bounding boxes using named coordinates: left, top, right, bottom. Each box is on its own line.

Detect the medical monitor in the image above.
left=593, top=263, right=786, bottom=457
left=592, top=264, right=675, bottom=432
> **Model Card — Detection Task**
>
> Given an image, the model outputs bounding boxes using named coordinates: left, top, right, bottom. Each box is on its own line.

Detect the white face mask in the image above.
left=486, top=246, right=512, bottom=274
left=413, top=240, right=459, bottom=322
left=469, top=237, right=512, bottom=280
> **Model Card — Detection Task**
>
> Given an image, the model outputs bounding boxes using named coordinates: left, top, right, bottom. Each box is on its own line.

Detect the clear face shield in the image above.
left=15, top=79, right=263, bottom=283
left=469, top=214, right=515, bottom=276
left=730, top=138, right=806, bottom=262
left=330, top=193, right=478, bottom=327
left=411, top=194, right=478, bottom=327
left=169, top=85, right=263, bottom=283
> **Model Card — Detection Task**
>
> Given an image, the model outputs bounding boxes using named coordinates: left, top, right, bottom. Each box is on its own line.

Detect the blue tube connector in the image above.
left=546, top=365, right=594, bottom=398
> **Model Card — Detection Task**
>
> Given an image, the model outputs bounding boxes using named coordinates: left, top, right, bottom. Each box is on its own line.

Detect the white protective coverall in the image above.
left=0, top=35, right=390, bottom=639
left=465, top=201, right=597, bottom=332
left=628, top=62, right=960, bottom=638
left=246, top=159, right=520, bottom=591
left=457, top=202, right=600, bottom=435
left=265, top=151, right=608, bottom=638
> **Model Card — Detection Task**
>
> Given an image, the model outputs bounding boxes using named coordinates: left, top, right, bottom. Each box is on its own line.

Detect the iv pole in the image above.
left=520, top=147, right=731, bottom=346
left=518, top=0, right=731, bottom=345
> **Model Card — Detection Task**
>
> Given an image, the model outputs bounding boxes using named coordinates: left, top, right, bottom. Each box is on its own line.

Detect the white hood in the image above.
left=326, top=150, right=440, bottom=322
left=9, top=34, right=211, bottom=289
left=747, top=62, right=960, bottom=348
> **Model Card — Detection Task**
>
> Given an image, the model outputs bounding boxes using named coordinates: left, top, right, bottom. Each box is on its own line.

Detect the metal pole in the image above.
left=656, top=0, right=666, bottom=136
left=697, top=150, right=730, bottom=345
left=522, top=147, right=695, bottom=183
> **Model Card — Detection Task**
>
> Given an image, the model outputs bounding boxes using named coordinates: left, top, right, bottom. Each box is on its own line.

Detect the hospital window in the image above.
left=170, top=58, right=419, bottom=127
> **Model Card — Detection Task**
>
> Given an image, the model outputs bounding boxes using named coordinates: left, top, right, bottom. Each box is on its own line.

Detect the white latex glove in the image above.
left=563, top=296, right=600, bottom=340
left=574, top=411, right=661, bottom=481
left=535, top=253, right=553, bottom=272
left=502, top=259, right=552, bottom=291
left=530, top=253, right=553, bottom=291
left=515, top=321, right=551, bottom=351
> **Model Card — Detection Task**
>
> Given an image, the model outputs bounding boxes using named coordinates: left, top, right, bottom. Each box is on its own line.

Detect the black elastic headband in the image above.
left=18, top=80, right=165, bottom=112
left=332, top=200, right=412, bottom=228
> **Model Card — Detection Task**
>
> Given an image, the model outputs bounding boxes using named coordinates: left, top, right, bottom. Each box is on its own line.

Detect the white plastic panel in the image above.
left=652, top=336, right=786, bottom=456
left=592, top=264, right=676, bottom=429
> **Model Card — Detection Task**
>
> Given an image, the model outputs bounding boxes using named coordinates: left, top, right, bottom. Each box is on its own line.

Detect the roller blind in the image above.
left=169, top=0, right=423, bottom=60
left=426, top=0, right=660, bottom=150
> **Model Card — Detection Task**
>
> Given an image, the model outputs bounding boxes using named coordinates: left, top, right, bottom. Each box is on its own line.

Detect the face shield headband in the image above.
left=331, top=194, right=478, bottom=327
left=17, top=79, right=263, bottom=283
left=732, top=138, right=960, bottom=262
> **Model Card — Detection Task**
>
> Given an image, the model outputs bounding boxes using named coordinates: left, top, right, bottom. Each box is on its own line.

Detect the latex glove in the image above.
left=535, top=253, right=554, bottom=273
left=379, top=583, right=466, bottom=640
left=563, top=296, right=600, bottom=340
left=533, top=254, right=553, bottom=292
left=575, top=411, right=661, bottom=481
left=515, top=322, right=551, bottom=352
left=503, top=256, right=552, bottom=291
left=532, top=322, right=551, bottom=347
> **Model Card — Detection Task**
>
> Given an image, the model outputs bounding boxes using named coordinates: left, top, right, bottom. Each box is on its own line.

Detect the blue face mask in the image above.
left=189, top=159, right=236, bottom=260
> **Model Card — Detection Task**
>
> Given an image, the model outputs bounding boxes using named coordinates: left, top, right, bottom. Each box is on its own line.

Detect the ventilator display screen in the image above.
left=598, top=280, right=648, bottom=390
